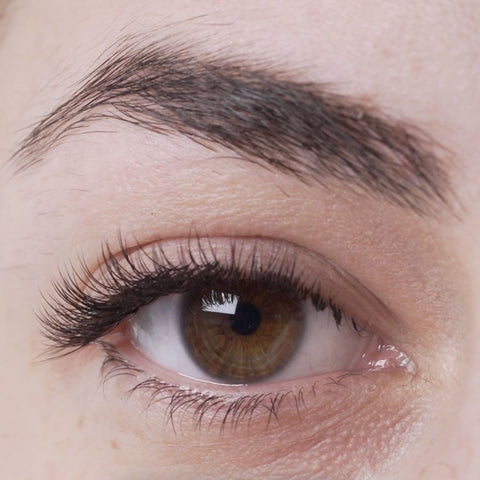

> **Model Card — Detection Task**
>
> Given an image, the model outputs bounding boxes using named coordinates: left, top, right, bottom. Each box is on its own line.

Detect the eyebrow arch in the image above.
left=11, top=35, right=454, bottom=215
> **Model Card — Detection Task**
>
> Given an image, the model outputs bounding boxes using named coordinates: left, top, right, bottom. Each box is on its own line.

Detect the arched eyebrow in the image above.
left=11, top=36, right=454, bottom=215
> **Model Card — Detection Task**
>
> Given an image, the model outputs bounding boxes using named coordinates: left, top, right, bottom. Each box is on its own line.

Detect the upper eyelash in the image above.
left=39, top=236, right=354, bottom=355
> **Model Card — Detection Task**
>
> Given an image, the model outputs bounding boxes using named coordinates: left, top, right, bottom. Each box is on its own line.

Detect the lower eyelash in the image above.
left=97, top=340, right=358, bottom=435
left=98, top=340, right=298, bottom=434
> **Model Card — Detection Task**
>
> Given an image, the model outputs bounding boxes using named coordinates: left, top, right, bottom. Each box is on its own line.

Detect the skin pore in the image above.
left=1, top=1, right=480, bottom=479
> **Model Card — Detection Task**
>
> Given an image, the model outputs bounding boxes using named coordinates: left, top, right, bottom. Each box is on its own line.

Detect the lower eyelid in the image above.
left=101, top=320, right=414, bottom=414
left=94, top=339, right=424, bottom=478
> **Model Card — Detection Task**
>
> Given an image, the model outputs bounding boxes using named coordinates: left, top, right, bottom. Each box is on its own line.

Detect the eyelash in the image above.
left=97, top=340, right=327, bottom=434
left=39, top=236, right=363, bottom=431
left=40, top=236, right=358, bottom=350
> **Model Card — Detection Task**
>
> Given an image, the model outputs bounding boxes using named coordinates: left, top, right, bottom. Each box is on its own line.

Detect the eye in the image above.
left=129, top=284, right=379, bottom=385
left=40, top=235, right=414, bottom=441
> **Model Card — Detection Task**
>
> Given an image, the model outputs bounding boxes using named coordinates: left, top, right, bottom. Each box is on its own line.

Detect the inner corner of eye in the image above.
left=121, top=278, right=412, bottom=390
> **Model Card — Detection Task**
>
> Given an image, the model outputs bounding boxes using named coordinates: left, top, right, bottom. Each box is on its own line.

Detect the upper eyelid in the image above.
left=38, top=235, right=400, bottom=357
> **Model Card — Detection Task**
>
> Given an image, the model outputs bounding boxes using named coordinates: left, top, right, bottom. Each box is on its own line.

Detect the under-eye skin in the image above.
left=40, top=236, right=414, bottom=435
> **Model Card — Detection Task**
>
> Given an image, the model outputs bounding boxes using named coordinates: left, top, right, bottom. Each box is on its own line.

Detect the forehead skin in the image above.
left=1, top=1, right=480, bottom=479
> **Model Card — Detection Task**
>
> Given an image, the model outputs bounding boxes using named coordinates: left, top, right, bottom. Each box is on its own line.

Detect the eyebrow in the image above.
left=11, top=36, right=453, bottom=215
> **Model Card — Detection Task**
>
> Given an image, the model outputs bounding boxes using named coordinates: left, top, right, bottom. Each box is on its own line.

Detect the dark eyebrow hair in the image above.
left=11, top=36, right=454, bottom=215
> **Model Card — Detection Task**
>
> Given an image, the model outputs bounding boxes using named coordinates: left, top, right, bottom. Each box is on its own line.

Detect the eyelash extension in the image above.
left=39, top=236, right=358, bottom=355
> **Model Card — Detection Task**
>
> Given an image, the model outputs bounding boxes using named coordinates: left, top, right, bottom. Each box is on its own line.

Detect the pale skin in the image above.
left=1, top=1, right=480, bottom=479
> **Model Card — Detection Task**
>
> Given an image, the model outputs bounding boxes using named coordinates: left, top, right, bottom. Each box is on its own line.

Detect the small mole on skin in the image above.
left=110, top=440, right=119, bottom=450
left=77, top=417, right=84, bottom=429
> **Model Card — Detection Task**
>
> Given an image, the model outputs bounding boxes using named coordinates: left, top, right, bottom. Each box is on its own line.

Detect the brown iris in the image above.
left=181, top=283, right=304, bottom=383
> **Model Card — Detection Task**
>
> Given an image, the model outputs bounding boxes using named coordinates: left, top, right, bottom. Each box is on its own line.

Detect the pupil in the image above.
left=229, top=301, right=261, bottom=336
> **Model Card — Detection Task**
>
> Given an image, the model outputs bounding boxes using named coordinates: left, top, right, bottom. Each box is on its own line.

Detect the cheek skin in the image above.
left=98, top=360, right=428, bottom=480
